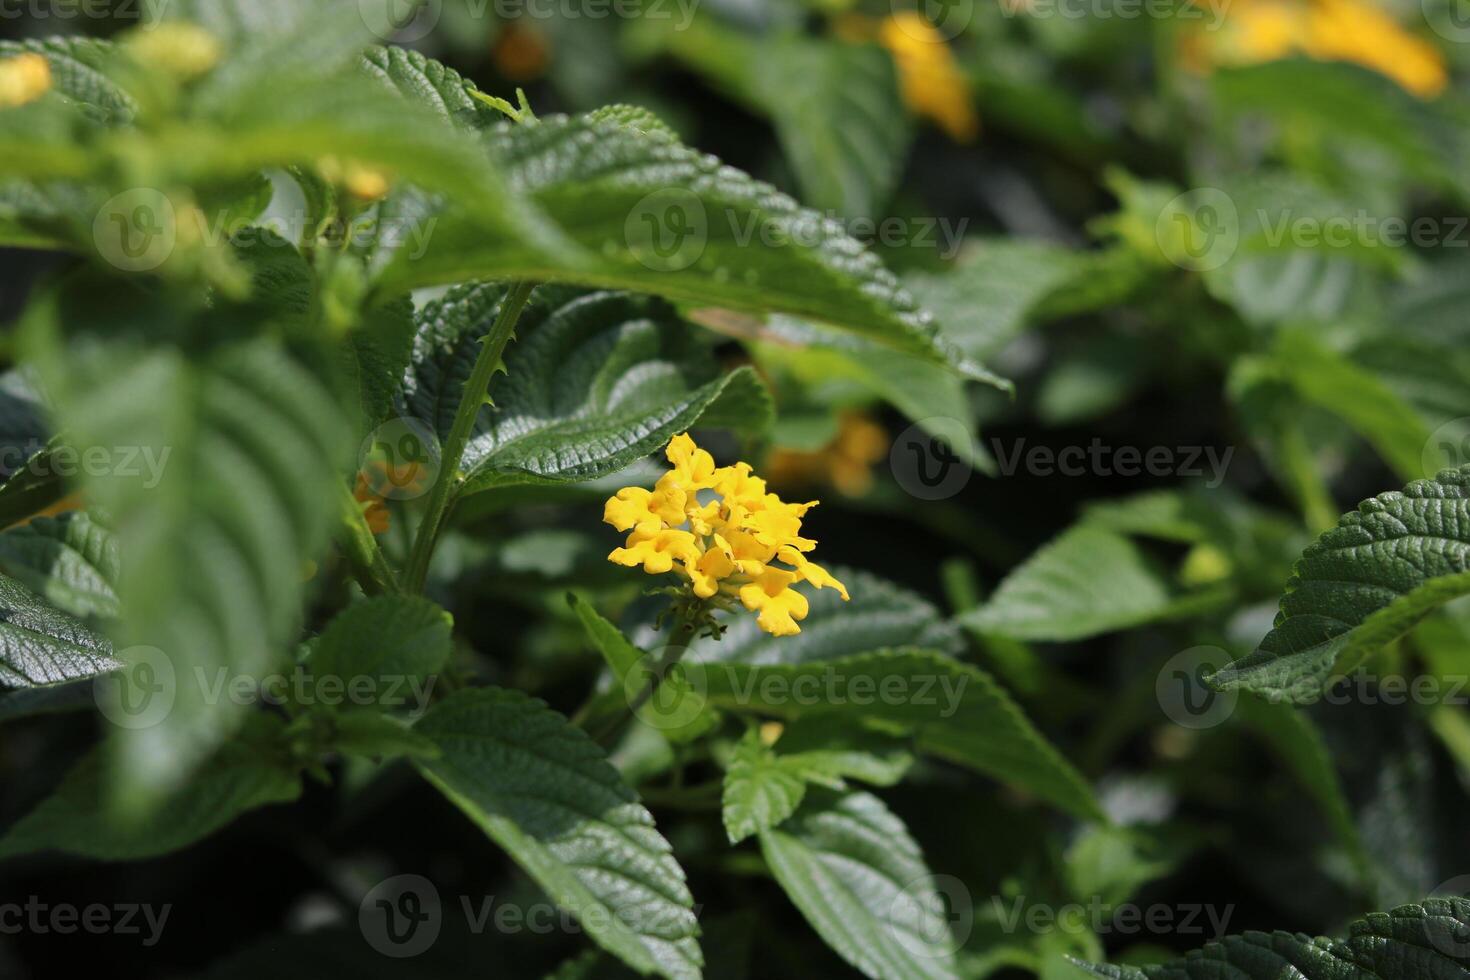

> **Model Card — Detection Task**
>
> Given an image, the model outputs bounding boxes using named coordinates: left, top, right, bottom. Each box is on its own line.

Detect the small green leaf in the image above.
left=413, top=687, right=702, bottom=980
left=760, top=789, right=960, bottom=980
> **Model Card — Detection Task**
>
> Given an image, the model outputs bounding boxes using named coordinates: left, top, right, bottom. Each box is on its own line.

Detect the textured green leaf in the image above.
left=413, top=687, right=702, bottom=980
left=305, top=596, right=452, bottom=712
left=0, top=512, right=119, bottom=619
left=722, top=728, right=809, bottom=844
left=962, top=526, right=1229, bottom=642
left=0, top=714, right=300, bottom=861
left=30, top=300, right=352, bottom=802
left=400, top=283, right=772, bottom=493
left=722, top=723, right=912, bottom=844
left=1078, top=897, right=1470, bottom=980
left=0, top=571, right=115, bottom=687
left=699, top=648, right=1102, bottom=823
left=345, top=298, right=416, bottom=431
left=1211, top=466, right=1470, bottom=701
left=372, top=110, right=977, bottom=372
left=760, top=789, right=960, bottom=980
left=360, top=45, right=503, bottom=131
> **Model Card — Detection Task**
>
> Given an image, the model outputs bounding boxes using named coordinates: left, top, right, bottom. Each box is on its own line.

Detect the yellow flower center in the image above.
left=604, top=433, right=849, bottom=636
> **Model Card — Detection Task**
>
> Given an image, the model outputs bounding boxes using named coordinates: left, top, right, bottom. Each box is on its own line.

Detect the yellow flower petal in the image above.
left=739, top=569, right=810, bottom=636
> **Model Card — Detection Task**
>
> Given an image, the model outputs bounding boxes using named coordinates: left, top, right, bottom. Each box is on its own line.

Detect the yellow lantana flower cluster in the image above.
left=604, top=434, right=849, bottom=636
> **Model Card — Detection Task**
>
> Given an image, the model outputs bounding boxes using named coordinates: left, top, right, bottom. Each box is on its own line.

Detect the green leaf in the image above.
left=0, top=714, right=300, bottom=861
left=305, top=596, right=452, bottom=713
left=413, top=687, right=702, bottom=980
left=28, top=290, right=352, bottom=802
left=1267, top=330, right=1432, bottom=482
left=1078, top=897, right=1470, bottom=980
left=1210, top=465, right=1470, bottom=701
left=0, top=512, right=119, bottom=619
left=699, top=648, right=1103, bottom=823
left=722, top=728, right=809, bottom=844
left=0, top=571, right=116, bottom=687
left=325, top=710, right=441, bottom=761
left=360, top=45, right=503, bottom=131
left=345, top=298, right=416, bottom=431
left=400, top=283, right=772, bottom=493
left=0, top=444, right=71, bottom=530
left=721, top=722, right=912, bottom=843
left=568, top=592, right=713, bottom=741
left=642, top=17, right=909, bottom=219
left=962, top=526, right=1229, bottom=642
left=901, top=240, right=1098, bottom=363
left=371, top=110, right=978, bottom=373
left=759, top=789, right=960, bottom=980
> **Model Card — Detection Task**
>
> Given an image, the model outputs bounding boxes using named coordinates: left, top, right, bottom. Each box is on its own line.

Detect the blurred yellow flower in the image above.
left=766, top=412, right=888, bottom=497
left=0, top=53, right=51, bottom=108
left=604, top=433, right=848, bottom=636
left=318, top=156, right=393, bottom=203
left=1185, top=0, right=1447, bottom=98
left=875, top=13, right=979, bottom=142
left=125, top=22, right=222, bottom=81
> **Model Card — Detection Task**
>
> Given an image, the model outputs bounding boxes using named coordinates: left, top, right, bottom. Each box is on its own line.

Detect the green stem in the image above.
left=589, top=601, right=704, bottom=744
left=404, top=281, right=535, bottom=592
